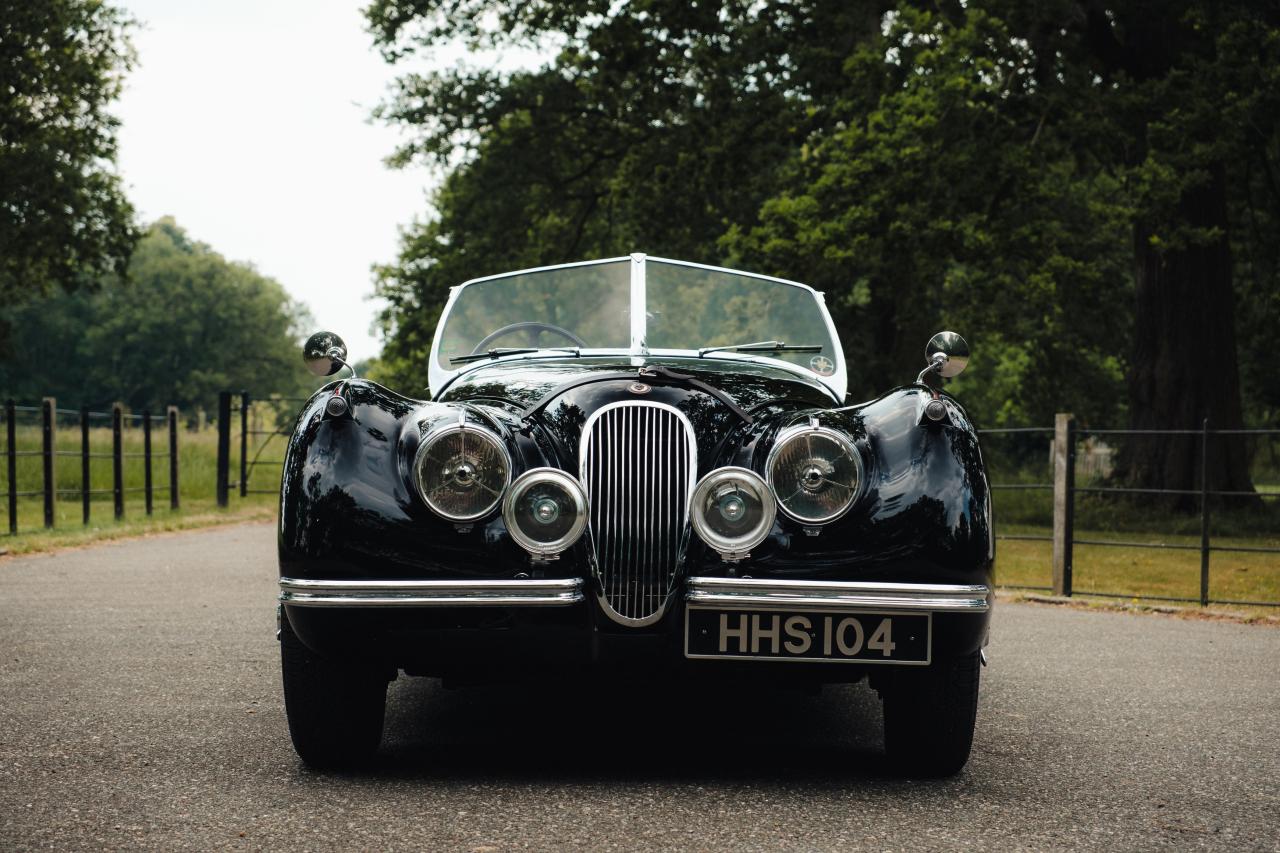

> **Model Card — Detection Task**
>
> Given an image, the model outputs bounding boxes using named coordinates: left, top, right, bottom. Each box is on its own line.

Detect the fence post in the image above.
left=168, top=406, right=180, bottom=510
left=81, top=406, right=90, bottom=525
left=239, top=391, right=249, bottom=497
left=42, top=397, right=56, bottom=528
left=1052, top=412, right=1076, bottom=597
left=5, top=399, right=15, bottom=534
left=112, top=403, right=124, bottom=519
left=1200, top=417, right=1211, bottom=607
left=216, top=392, right=231, bottom=507
left=143, top=410, right=153, bottom=516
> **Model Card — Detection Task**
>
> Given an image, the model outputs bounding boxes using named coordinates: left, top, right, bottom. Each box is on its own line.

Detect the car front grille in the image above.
left=580, top=401, right=695, bottom=624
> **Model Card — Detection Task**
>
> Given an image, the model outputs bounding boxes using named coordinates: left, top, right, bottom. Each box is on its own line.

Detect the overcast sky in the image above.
left=115, top=0, right=445, bottom=360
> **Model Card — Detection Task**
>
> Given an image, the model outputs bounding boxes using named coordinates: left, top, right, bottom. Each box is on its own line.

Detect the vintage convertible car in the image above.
left=278, top=255, right=992, bottom=775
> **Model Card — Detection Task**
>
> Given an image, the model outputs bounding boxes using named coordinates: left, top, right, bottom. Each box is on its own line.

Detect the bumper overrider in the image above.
left=279, top=576, right=989, bottom=613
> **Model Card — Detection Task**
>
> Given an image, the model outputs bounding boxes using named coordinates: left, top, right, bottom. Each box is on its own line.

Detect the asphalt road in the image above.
left=1, top=523, right=1277, bottom=851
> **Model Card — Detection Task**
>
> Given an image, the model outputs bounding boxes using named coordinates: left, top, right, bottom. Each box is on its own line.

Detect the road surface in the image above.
left=1, top=523, right=1277, bottom=850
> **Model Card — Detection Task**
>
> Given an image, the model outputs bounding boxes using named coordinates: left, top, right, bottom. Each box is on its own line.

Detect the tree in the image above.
left=0, top=0, right=139, bottom=347
left=0, top=218, right=315, bottom=415
left=736, top=0, right=1277, bottom=495
left=365, top=0, right=883, bottom=388
left=367, top=1, right=1280, bottom=500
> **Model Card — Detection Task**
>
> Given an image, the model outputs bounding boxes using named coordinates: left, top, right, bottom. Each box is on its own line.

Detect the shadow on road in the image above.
left=356, top=675, right=920, bottom=786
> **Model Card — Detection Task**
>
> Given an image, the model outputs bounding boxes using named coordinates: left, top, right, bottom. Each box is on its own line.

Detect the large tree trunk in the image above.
left=1124, top=164, right=1256, bottom=500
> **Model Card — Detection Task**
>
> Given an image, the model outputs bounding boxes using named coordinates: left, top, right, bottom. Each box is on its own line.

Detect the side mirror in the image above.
left=303, top=331, right=350, bottom=377
left=924, top=331, right=969, bottom=378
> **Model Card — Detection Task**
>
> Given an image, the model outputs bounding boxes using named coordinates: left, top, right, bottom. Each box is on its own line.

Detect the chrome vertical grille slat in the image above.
left=580, top=401, right=696, bottom=625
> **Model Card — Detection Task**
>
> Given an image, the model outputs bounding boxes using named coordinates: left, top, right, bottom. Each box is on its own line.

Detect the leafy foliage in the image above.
left=0, top=0, right=139, bottom=337
left=366, top=0, right=1280, bottom=440
left=0, top=219, right=315, bottom=415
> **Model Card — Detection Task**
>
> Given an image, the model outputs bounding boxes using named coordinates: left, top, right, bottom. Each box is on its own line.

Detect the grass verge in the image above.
left=996, top=523, right=1280, bottom=616
left=0, top=495, right=277, bottom=558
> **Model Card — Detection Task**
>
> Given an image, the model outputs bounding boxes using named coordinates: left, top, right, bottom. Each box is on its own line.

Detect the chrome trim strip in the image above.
left=279, top=577, right=584, bottom=607
left=685, top=577, right=990, bottom=613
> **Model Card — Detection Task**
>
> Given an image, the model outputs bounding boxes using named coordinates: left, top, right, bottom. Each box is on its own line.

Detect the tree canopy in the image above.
left=366, top=0, right=1280, bottom=490
left=0, top=0, right=139, bottom=342
left=0, top=219, right=315, bottom=415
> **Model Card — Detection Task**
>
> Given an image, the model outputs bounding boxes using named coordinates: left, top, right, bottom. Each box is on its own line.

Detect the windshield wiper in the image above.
left=697, top=340, right=823, bottom=357
left=449, top=347, right=580, bottom=366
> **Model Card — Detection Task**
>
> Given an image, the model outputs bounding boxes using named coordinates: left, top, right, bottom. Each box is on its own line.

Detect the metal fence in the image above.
left=980, top=415, right=1280, bottom=608
left=214, top=391, right=309, bottom=506
left=3, top=398, right=180, bottom=534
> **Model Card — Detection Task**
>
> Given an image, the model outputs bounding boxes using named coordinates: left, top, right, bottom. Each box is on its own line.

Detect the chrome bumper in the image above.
left=685, top=577, right=990, bottom=613
left=278, top=577, right=584, bottom=607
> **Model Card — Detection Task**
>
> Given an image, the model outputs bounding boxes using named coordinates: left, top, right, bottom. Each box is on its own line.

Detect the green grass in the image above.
left=995, top=524, right=1280, bottom=608
left=1, top=416, right=282, bottom=556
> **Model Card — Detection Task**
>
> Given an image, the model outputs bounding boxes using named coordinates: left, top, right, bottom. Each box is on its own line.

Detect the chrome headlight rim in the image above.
left=502, top=467, right=589, bottom=557
left=690, top=466, right=777, bottom=558
left=765, top=423, right=863, bottom=525
left=413, top=422, right=512, bottom=522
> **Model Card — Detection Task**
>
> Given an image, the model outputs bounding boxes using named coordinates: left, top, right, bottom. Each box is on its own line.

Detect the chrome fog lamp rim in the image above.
left=765, top=424, right=863, bottom=524
left=690, top=466, right=776, bottom=558
left=413, top=422, right=511, bottom=521
left=502, top=467, right=589, bottom=557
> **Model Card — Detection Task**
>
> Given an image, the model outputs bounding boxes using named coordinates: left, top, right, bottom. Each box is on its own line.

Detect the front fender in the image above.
left=276, top=379, right=569, bottom=582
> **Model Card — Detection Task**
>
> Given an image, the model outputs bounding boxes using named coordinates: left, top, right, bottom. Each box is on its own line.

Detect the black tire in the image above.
left=881, top=651, right=981, bottom=777
left=280, top=616, right=389, bottom=770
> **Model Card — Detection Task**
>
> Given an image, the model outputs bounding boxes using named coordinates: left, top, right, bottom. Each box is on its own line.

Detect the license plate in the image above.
left=684, top=608, right=931, bottom=664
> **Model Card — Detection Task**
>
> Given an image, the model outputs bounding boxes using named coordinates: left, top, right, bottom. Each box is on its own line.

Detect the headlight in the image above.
left=502, top=468, right=589, bottom=557
left=414, top=423, right=510, bottom=521
left=766, top=423, right=862, bottom=524
left=690, top=467, right=776, bottom=560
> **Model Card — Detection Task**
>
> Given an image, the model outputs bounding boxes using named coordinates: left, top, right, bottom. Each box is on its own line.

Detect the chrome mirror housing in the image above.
left=303, top=331, right=349, bottom=377
left=925, top=331, right=969, bottom=378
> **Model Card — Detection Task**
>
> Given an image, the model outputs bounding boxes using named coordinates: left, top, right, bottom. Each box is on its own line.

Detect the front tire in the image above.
left=280, top=615, right=389, bottom=769
left=881, top=651, right=981, bottom=777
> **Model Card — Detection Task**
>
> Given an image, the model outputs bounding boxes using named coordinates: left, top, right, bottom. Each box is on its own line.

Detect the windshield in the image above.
left=433, top=255, right=844, bottom=394
left=434, top=260, right=631, bottom=367
left=644, top=260, right=837, bottom=372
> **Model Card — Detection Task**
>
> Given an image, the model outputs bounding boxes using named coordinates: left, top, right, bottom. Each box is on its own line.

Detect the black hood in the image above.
left=436, top=356, right=837, bottom=411
left=436, top=356, right=838, bottom=476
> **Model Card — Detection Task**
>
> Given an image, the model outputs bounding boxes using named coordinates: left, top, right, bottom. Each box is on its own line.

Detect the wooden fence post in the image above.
left=81, top=406, right=90, bottom=525
left=5, top=399, right=16, bottom=534
left=112, top=403, right=124, bottom=519
left=216, top=392, right=231, bottom=507
left=168, top=406, right=180, bottom=510
left=1052, top=412, right=1076, bottom=597
left=239, top=391, right=249, bottom=497
left=1199, top=418, right=1211, bottom=606
left=42, top=397, right=55, bottom=528
left=143, top=410, right=153, bottom=516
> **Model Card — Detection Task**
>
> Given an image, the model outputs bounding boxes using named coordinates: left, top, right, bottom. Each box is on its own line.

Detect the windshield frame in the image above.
left=428, top=254, right=847, bottom=399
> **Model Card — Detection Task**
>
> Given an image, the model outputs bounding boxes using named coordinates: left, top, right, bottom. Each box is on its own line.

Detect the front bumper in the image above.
left=685, top=577, right=990, bottom=613
left=279, top=577, right=584, bottom=607
left=279, top=575, right=989, bottom=613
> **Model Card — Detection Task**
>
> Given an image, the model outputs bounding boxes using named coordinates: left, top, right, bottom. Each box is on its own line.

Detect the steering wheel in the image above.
left=470, top=321, right=587, bottom=354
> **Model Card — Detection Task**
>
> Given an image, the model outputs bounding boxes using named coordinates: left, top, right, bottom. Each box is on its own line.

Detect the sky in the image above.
left=114, top=0, right=439, bottom=360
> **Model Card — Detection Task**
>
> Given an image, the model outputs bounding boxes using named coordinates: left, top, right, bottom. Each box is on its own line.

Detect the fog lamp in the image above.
left=503, top=468, right=588, bottom=558
left=690, top=467, right=776, bottom=560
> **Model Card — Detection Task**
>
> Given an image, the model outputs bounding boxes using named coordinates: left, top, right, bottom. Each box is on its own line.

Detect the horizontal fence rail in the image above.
left=10, top=389, right=1278, bottom=610
left=978, top=416, right=1280, bottom=608
left=3, top=398, right=180, bottom=534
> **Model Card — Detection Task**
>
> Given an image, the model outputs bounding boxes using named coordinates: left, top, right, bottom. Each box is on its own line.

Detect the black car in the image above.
left=278, top=255, right=992, bottom=775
